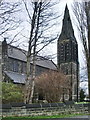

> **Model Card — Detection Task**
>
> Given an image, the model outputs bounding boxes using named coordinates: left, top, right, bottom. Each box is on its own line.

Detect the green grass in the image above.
left=2, top=113, right=89, bottom=120
left=75, top=102, right=90, bottom=104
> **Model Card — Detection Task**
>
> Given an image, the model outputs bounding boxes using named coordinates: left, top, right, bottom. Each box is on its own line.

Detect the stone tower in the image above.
left=57, top=5, right=79, bottom=101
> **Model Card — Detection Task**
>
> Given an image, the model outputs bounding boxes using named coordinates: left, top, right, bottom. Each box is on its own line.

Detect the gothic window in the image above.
left=65, top=42, right=71, bottom=61
left=8, top=58, right=13, bottom=71
left=72, top=43, right=78, bottom=62
left=13, top=60, right=18, bottom=72
left=60, top=44, right=65, bottom=62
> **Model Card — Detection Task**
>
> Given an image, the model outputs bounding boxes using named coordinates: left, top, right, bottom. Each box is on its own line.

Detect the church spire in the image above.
left=59, top=4, right=75, bottom=41
left=57, top=4, right=79, bottom=101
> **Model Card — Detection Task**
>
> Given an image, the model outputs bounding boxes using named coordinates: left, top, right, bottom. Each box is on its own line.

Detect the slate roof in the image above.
left=5, top=71, right=26, bottom=84
left=31, top=58, right=57, bottom=70
left=8, top=45, right=26, bottom=62
left=7, top=45, right=57, bottom=70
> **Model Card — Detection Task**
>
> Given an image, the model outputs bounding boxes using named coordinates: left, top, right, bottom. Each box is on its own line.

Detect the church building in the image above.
left=0, top=5, right=79, bottom=102
left=0, top=39, right=57, bottom=85
left=57, top=5, right=79, bottom=101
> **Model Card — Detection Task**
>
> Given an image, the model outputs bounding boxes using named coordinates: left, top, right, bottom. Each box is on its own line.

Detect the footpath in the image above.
left=35, top=115, right=90, bottom=120
left=72, top=115, right=89, bottom=118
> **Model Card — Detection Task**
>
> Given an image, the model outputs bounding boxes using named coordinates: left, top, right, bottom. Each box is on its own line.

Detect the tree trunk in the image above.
left=29, top=55, right=36, bottom=103
left=29, top=2, right=42, bottom=103
left=87, top=17, right=90, bottom=100
left=87, top=58, right=90, bottom=99
left=24, top=2, right=38, bottom=104
left=85, top=2, right=90, bottom=100
left=24, top=53, right=31, bottom=104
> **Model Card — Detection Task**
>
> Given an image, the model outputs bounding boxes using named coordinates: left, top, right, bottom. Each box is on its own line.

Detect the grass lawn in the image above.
left=2, top=113, right=89, bottom=120
left=75, top=102, right=90, bottom=104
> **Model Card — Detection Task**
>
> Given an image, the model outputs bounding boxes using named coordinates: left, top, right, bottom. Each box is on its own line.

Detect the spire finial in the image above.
left=65, top=4, right=69, bottom=12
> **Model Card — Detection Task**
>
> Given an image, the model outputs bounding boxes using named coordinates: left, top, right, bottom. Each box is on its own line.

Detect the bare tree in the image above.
left=73, top=1, right=90, bottom=100
left=85, top=1, right=90, bottom=100
left=22, top=0, right=60, bottom=103
left=0, top=0, right=22, bottom=44
left=35, top=71, right=70, bottom=103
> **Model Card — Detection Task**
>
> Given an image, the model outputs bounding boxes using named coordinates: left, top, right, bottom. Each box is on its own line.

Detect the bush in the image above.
left=2, top=82, right=24, bottom=103
left=35, top=71, right=70, bottom=103
left=80, top=89, right=86, bottom=102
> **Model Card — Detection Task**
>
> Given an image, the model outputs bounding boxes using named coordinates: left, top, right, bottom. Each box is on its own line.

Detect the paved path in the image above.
left=37, top=118, right=89, bottom=120
left=37, top=116, right=90, bottom=120
left=71, top=115, right=89, bottom=118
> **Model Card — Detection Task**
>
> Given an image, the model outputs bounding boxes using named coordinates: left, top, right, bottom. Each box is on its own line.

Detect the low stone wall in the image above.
left=1, top=103, right=89, bottom=117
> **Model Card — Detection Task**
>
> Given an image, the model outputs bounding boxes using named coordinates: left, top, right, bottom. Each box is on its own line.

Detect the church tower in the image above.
left=57, top=5, right=79, bottom=101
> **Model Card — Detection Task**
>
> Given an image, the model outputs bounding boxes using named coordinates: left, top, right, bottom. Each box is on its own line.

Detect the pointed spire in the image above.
left=63, top=4, right=70, bottom=24
left=64, top=4, right=69, bottom=14
left=58, top=4, right=76, bottom=42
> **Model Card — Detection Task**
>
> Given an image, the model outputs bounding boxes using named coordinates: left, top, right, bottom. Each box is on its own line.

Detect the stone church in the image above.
left=0, top=5, right=79, bottom=101
left=57, top=5, right=79, bottom=101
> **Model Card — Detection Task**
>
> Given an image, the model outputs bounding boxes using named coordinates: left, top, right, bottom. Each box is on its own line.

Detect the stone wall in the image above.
left=1, top=103, right=89, bottom=117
